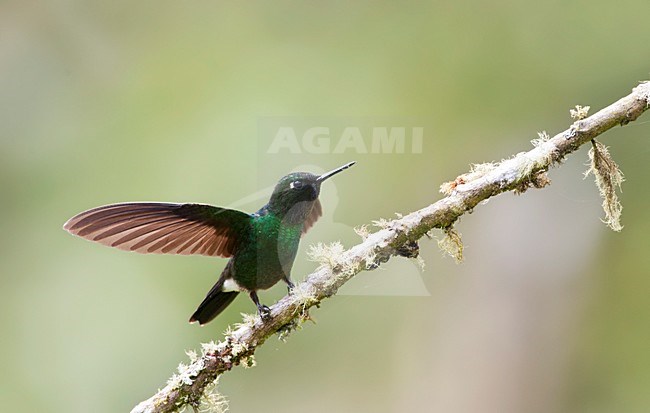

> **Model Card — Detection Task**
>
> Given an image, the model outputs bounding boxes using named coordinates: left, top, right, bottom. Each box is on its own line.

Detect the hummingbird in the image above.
left=63, top=162, right=355, bottom=325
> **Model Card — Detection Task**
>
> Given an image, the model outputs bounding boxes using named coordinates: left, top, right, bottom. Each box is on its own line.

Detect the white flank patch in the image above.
left=222, top=278, right=243, bottom=292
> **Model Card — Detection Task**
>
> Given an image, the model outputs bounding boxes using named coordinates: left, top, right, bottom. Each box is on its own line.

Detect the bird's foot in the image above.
left=258, top=305, right=272, bottom=321
left=286, top=280, right=295, bottom=295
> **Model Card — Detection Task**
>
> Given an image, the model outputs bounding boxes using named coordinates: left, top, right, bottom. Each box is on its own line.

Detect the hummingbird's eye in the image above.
left=290, top=180, right=303, bottom=190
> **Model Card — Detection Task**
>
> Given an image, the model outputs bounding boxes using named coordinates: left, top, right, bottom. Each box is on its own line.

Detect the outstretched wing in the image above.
left=302, top=199, right=322, bottom=235
left=63, top=202, right=252, bottom=257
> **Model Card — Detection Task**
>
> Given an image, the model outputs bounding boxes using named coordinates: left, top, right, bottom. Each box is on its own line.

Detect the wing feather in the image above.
left=64, top=202, right=251, bottom=258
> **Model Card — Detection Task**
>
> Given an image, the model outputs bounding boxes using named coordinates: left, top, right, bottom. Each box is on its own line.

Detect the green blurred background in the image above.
left=1, top=1, right=649, bottom=412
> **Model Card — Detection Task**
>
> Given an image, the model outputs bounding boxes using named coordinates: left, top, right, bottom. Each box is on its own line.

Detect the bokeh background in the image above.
left=1, top=2, right=649, bottom=412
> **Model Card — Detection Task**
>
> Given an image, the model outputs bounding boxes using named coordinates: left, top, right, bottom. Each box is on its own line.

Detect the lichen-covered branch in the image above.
left=131, top=81, right=650, bottom=413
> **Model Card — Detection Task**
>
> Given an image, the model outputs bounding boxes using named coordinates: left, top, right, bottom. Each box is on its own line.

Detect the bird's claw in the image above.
left=258, top=305, right=272, bottom=321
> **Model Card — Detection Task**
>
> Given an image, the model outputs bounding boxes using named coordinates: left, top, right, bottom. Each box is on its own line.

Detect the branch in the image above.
left=131, top=82, right=650, bottom=413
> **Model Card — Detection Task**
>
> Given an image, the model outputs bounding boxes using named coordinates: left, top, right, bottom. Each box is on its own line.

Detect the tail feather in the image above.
left=189, top=281, right=239, bottom=325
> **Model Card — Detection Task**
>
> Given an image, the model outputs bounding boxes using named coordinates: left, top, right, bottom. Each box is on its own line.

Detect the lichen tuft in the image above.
left=531, top=131, right=550, bottom=148
left=440, top=162, right=498, bottom=195
left=195, top=380, right=229, bottom=413
left=570, top=105, right=591, bottom=120
left=584, top=140, right=625, bottom=231
left=371, top=218, right=392, bottom=229
left=231, top=341, right=249, bottom=358
left=201, top=341, right=226, bottom=356
left=437, top=227, right=464, bottom=263
left=307, top=242, right=345, bottom=268
left=354, top=224, right=370, bottom=240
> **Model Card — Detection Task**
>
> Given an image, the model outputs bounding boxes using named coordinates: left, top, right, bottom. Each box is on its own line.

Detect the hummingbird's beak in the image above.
left=317, top=161, right=356, bottom=182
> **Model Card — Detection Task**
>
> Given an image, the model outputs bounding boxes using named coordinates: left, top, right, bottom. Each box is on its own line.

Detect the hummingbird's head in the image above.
left=267, top=162, right=355, bottom=223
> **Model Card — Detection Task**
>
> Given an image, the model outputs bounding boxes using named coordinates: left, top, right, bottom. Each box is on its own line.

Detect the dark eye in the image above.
left=290, top=180, right=303, bottom=190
